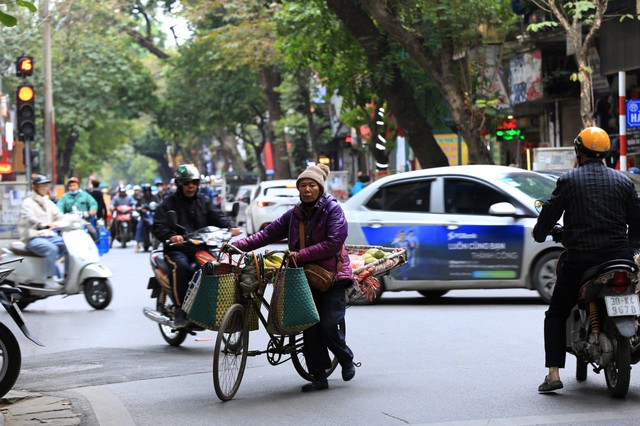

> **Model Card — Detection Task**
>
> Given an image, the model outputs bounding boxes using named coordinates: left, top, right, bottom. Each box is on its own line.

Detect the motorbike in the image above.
left=0, top=258, right=44, bottom=398
left=546, top=221, right=639, bottom=398
left=111, top=205, right=137, bottom=249
left=143, top=210, right=236, bottom=346
left=2, top=214, right=114, bottom=311
left=138, top=201, right=159, bottom=252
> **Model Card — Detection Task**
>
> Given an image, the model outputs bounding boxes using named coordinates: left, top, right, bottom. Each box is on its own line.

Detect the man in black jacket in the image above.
left=532, top=127, right=640, bottom=393
left=153, top=164, right=241, bottom=327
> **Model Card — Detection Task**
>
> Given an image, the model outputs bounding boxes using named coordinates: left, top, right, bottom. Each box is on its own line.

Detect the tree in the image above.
left=51, top=0, right=158, bottom=182
left=528, top=0, right=608, bottom=127
left=325, top=0, right=517, bottom=164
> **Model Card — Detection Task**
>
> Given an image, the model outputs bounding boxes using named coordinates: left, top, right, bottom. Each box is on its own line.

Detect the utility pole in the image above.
left=42, top=0, right=54, bottom=183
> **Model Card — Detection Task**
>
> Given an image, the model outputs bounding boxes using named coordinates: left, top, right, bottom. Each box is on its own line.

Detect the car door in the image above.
left=345, top=176, right=443, bottom=281
left=428, top=176, right=529, bottom=284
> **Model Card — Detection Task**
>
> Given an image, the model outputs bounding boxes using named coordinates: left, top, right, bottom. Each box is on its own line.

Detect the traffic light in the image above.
left=16, top=84, right=35, bottom=140
left=16, top=55, right=33, bottom=78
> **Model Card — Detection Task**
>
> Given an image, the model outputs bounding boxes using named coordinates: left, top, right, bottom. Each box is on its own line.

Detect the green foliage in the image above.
left=0, top=0, right=36, bottom=27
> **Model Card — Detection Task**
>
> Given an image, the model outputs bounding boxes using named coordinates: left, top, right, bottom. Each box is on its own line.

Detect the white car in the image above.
left=342, top=165, right=562, bottom=303
left=232, top=184, right=258, bottom=226
left=244, top=179, right=299, bottom=235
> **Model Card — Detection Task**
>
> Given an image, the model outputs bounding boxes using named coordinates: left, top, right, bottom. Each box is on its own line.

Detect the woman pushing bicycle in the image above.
left=229, top=163, right=356, bottom=392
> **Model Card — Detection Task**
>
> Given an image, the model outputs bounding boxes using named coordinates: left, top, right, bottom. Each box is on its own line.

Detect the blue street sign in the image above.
left=627, top=100, right=640, bottom=128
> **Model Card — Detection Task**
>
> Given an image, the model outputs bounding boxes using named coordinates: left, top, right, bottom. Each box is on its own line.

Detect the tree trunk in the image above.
left=325, top=0, right=449, bottom=168
left=259, top=65, right=291, bottom=179
left=57, top=131, right=78, bottom=184
left=357, top=0, right=493, bottom=165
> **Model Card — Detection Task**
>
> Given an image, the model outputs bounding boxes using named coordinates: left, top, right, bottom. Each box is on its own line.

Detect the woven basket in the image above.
left=184, top=271, right=237, bottom=331
left=267, top=260, right=319, bottom=335
left=347, top=244, right=407, bottom=281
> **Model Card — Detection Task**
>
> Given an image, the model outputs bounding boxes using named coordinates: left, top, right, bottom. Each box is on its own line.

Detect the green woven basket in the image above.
left=267, top=266, right=319, bottom=335
left=185, top=273, right=236, bottom=331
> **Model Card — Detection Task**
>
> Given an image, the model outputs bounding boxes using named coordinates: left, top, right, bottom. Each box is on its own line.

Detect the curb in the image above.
left=0, top=390, right=80, bottom=426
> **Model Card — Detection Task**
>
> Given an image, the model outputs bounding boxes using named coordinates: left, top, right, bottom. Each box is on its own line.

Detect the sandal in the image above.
left=538, top=375, right=563, bottom=393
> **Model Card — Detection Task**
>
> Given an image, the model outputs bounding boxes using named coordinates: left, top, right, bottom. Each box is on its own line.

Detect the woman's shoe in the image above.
left=301, top=379, right=329, bottom=392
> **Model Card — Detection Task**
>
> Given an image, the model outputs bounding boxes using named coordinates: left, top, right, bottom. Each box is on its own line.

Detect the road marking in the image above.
left=72, top=386, right=135, bottom=426
left=423, top=408, right=640, bottom=425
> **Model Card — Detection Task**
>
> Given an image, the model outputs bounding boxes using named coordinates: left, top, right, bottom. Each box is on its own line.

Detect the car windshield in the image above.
left=498, top=172, right=556, bottom=201
left=264, top=187, right=298, bottom=197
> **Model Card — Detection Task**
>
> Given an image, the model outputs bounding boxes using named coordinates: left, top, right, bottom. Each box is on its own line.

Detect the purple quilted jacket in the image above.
left=233, top=193, right=352, bottom=281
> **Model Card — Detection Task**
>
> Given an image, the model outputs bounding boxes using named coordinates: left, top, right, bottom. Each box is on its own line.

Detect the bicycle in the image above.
left=212, top=248, right=344, bottom=401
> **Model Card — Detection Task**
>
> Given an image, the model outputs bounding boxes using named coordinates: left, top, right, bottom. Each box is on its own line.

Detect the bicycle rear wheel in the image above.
left=213, top=303, right=249, bottom=401
left=291, top=319, right=345, bottom=381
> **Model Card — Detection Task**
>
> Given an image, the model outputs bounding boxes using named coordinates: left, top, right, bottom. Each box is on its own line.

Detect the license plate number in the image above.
left=605, top=295, right=640, bottom=317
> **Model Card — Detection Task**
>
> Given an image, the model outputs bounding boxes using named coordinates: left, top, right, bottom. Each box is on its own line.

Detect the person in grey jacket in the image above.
left=232, top=163, right=356, bottom=392
left=18, top=175, right=66, bottom=290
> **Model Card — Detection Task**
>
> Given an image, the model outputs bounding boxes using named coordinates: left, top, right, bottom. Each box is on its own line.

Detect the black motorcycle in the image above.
left=0, top=258, right=43, bottom=398
left=546, top=222, right=639, bottom=398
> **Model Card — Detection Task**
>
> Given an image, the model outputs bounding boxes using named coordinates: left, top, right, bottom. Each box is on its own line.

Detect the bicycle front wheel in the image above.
left=213, top=303, right=249, bottom=401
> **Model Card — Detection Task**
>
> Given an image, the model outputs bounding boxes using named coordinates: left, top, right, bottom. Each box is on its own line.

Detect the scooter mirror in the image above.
left=167, top=210, right=186, bottom=235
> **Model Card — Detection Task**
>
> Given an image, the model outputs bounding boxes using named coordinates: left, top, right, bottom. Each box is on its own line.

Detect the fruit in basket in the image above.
left=365, top=257, right=377, bottom=264
left=264, top=252, right=284, bottom=268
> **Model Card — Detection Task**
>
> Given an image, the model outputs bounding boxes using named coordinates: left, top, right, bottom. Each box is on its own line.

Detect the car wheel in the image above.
left=532, top=251, right=560, bottom=304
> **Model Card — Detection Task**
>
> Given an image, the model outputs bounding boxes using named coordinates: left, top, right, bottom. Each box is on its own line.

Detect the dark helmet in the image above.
left=574, top=127, right=611, bottom=159
left=141, top=183, right=152, bottom=192
left=32, top=175, right=51, bottom=185
left=173, top=164, right=200, bottom=186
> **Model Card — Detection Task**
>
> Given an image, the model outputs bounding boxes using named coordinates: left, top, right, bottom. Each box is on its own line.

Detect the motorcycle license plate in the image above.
left=605, top=294, right=640, bottom=317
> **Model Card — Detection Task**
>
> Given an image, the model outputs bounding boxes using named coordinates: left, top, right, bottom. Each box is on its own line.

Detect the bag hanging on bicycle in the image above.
left=184, top=259, right=239, bottom=331
left=267, top=257, right=319, bottom=335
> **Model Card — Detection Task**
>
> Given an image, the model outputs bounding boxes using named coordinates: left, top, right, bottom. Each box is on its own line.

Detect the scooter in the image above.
left=0, top=258, right=43, bottom=398
left=143, top=211, right=235, bottom=346
left=138, top=201, right=159, bottom=252
left=111, top=205, right=137, bottom=249
left=547, top=223, right=639, bottom=398
left=2, top=215, right=114, bottom=311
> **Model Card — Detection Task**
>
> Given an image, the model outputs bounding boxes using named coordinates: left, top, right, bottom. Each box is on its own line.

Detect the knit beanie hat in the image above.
left=297, top=164, right=330, bottom=193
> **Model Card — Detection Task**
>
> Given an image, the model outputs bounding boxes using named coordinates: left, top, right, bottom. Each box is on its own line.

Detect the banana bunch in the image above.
left=264, top=250, right=284, bottom=268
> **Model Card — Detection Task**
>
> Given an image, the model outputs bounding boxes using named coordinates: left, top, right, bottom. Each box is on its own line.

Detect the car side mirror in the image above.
left=488, top=202, right=517, bottom=216
left=242, top=196, right=250, bottom=204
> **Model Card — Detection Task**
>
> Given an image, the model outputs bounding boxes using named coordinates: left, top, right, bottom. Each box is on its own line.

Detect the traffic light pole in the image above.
left=42, top=0, right=54, bottom=184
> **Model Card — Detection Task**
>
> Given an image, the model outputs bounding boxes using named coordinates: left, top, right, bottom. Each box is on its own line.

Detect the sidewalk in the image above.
left=0, top=390, right=81, bottom=426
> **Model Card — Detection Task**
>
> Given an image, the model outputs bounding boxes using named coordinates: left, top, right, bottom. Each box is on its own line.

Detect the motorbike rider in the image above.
left=532, top=127, right=640, bottom=393
left=110, top=186, right=137, bottom=242
left=135, top=184, right=160, bottom=253
left=57, top=177, right=99, bottom=241
left=153, top=164, right=241, bottom=328
left=18, top=175, right=67, bottom=290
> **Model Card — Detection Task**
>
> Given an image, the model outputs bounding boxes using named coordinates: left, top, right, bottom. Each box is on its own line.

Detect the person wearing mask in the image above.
left=57, top=176, right=98, bottom=241
left=153, top=164, right=241, bottom=327
left=18, top=175, right=67, bottom=290
left=229, top=163, right=356, bottom=392
left=135, top=184, right=160, bottom=253
left=88, top=180, right=108, bottom=221
left=533, top=127, right=640, bottom=393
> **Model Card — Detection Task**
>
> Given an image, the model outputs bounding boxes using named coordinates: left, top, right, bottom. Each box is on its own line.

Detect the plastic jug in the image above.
left=97, top=225, right=110, bottom=255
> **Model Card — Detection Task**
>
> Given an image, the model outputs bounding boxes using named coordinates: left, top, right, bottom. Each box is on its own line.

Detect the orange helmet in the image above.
left=573, top=127, right=610, bottom=158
